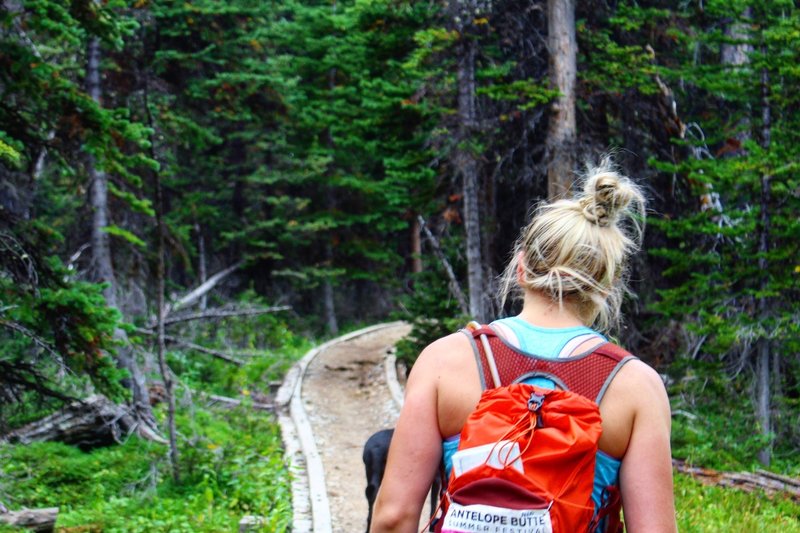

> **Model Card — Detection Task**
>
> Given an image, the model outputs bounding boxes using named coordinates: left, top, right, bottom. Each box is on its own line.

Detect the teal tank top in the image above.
left=441, top=318, right=620, bottom=521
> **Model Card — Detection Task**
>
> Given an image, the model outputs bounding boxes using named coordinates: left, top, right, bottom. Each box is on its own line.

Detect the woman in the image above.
left=371, top=160, right=677, bottom=533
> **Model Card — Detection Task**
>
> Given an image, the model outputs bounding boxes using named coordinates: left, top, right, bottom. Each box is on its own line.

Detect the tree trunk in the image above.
left=323, top=249, right=339, bottom=335
left=410, top=215, right=422, bottom=274
left=154, top=151, right=179, bottom=482
left=546, top=0, right=577, bottom=199
left=722, top=7, right=752, bottom=148
left=155, top=196, right=179, bottom=481
left=323, top=23, right=340, bottom=335
left=87, top=37, right=114, bottom=299
left=195, top=222, right=208, bottom=311
left=454, top=1, right=487, bottom=322
left=86, top=36, right=152, bottom=414
left=756, top=59, right=772, bottom=467
left=721, top=8, right=752, bottom=67
left=143, top=52, right=180, bottom=480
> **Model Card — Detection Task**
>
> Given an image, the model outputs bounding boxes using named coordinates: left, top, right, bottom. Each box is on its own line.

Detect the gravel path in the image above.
left=278, top=322, right=433, bottom=533
left=302, top=324, right=409, bottom=532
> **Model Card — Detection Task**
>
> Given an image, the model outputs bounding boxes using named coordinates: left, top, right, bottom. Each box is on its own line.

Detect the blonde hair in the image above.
left=500, top=157, right=646, bottom=331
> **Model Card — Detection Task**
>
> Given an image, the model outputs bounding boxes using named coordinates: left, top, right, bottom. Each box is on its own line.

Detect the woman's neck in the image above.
left=517, top=290, right=585, bottom=329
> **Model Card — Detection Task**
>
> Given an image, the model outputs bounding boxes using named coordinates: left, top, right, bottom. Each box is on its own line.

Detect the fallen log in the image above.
left=0, top=394, right=154, bottom=449
left=0, top=507, right=58, bottom=532
left=673, top=458, right=800, bottom=501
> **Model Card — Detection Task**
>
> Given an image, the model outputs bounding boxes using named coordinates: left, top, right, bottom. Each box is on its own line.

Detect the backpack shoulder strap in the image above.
left=466, top=324, right=637, bottom=402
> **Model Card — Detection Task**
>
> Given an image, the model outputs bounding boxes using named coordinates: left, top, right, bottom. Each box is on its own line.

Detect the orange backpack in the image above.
left=433, top=324, right=635, bottom=533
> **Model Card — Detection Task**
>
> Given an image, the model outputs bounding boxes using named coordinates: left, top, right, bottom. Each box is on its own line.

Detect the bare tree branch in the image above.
left=203, top=393, right=273, bottom=411
left=166, top=261, right=244, bottom=316
left=149, top=305, right=291, bottom=329
left=134, top=328, right=245, bottom=366
left=0, top=318, right=64, bottom=363
left=417, top=215, right=470, bottom=316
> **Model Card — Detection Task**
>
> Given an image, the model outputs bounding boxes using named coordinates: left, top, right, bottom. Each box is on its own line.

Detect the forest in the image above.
left=0, top=0, right=798, bottom=531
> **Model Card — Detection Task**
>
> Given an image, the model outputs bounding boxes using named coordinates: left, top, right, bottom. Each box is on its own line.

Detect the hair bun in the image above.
left=579, top=167, right=636, bottom=228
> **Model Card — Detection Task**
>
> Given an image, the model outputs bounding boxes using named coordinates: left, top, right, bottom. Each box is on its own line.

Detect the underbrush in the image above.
left=0, top=303, right=309, bottom=532
left=675, top=473, right=800, bottom=531
left=669, top=359, right=800, bottom=529
left=668, top=360, right=800, bottom=476
left=0, top=404, right=292, bottom=532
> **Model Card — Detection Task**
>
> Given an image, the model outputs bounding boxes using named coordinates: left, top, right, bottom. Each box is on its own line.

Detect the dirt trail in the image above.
left=299, top=323, right=435, bottom=533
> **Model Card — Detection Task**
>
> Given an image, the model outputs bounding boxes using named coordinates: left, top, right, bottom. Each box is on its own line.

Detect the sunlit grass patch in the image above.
left=674, top=472, right=800, bottom=532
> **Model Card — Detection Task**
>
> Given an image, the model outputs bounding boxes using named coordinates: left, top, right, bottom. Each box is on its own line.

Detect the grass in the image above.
left=675, top=472, right=800, bottom=531
left=0, top=404, right=293, bottom=532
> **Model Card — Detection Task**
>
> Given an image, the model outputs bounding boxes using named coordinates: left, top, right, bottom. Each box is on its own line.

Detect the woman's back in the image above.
left=431, top=315, right=658, bottom=463
left=370, top=160, right=676, bottom=532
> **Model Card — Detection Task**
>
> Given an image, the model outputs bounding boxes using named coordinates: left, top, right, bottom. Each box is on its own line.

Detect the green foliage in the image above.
left=668, top=354, right=800, bottom=474
left=164, top=294, right=310, bottom=397
left=669, top=361, right=770, bottom=470
left=635, top=0, right=800, bottom=462
left=0, top=226, right=127, bottom=410
left=1, top=3, right=799, bottom=529
left=0, top=404, right=292, bottom=532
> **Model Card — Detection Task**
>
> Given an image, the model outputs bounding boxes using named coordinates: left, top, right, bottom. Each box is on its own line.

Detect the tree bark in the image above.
left=410, top=215, right=422, bottom=274
left=454, top=0, right=487, bottom=322
left=756, top=58, right=772, bottom=467
left=546, top=0, right=577, bottom=199
left=721, top=8, right=752, bottom=67
left=86, top=36, right=152, bottom=415
left=0, top=507, right=58, bottom=532
left=195, top=222, right=208, bottom=311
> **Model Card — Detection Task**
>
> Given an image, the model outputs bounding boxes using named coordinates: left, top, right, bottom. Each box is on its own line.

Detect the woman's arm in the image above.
left=369, top=341, right=444, bottom=532
left=618, top=361, right=677, bottom=533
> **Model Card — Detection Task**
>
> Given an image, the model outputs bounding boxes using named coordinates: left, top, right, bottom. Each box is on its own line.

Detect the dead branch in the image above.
left=417, top=215, right=469, bottom=316
left=150, top=305, right=291, bottom=329
left=0, top=318, right=64, bottom=363
left=134, top=328, right=245, bottom=365
left=673, top=459, right=800, bottom=501
left=0, top=360, right=75, bottom=406
left=204, top=393, right=273, bottom=412
left=165, top=261, right=244, bottom=316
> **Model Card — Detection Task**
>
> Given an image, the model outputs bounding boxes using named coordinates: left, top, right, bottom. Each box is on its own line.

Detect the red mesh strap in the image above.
left=468, top=325, right=634, bottom=402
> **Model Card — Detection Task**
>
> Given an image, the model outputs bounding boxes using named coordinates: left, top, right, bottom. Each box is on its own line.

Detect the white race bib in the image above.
left=441, top=502, right=553, bottom=533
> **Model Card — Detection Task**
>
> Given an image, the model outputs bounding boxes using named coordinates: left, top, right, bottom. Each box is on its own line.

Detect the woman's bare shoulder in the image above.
left=602, top=357, right=670, bottom=417
left=416, top=330, right=474, bottom=364
left=615, top=358, right=669, bottom=398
